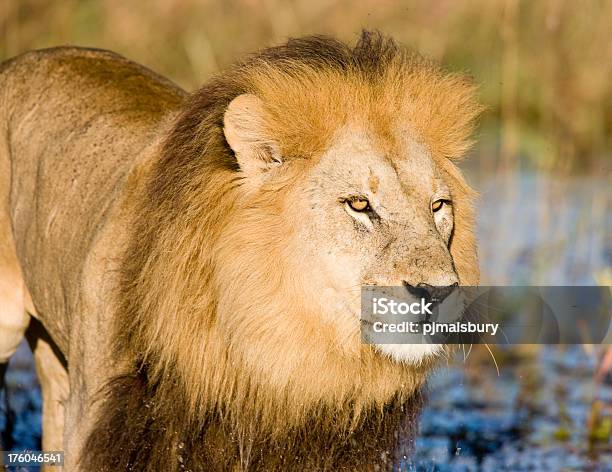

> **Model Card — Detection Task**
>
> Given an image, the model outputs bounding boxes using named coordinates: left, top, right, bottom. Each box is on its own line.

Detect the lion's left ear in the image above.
left=223, top=94, right=282, bottom=175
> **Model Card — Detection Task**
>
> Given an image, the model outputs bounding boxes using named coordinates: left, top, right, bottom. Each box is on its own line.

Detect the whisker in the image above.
left=465, top=343, right=473, bottom=361
left=484, top=343, right=500, bottom=376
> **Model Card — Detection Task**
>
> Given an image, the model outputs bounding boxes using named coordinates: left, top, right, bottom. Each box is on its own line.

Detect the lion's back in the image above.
left=0, top=46, right=186, bottom=138
left=0, top=47, right=186, bottom=348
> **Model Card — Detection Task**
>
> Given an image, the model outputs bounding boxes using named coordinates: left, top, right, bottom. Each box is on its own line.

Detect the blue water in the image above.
left=412, top=346, right=612, bottom=471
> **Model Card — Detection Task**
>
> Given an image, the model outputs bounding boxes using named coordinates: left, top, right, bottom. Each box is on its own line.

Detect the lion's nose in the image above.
left=402, top=282, right=458, bottom=306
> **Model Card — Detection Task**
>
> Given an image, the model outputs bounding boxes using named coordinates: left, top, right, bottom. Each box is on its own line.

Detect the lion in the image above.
left=0, top=31, right=480, bottom=470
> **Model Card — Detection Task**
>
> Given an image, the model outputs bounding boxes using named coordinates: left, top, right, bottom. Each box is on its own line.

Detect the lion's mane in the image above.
left=82, top=31, right=481, bottom=471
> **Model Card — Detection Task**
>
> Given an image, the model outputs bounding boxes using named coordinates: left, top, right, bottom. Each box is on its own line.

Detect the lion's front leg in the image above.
left=0, top=193, right=31, bottom=389
left=0, top=276, right=30, bottom=366
left=26, top=319, right=69, bottom=463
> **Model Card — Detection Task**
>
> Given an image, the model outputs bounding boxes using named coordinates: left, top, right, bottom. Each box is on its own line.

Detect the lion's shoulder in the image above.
left=2, top=46, right=187, bottom=125
left=1, top=47, right=188, bottom=351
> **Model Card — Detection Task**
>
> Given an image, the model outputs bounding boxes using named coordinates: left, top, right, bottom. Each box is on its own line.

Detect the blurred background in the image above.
left=1, top=1, right=611, bottom=470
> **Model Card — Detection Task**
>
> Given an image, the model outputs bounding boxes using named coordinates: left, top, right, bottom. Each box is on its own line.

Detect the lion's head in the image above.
left=118, top=31, right=481, bottom=437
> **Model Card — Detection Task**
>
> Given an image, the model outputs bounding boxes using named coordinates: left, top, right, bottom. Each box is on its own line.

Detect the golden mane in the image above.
left=83, top=31, right=481, bottom=471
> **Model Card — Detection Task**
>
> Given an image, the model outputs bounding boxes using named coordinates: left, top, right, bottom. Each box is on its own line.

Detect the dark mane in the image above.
left=158, top=30, right=413, bottom=178
left=81, top=30, right=479, bottom=471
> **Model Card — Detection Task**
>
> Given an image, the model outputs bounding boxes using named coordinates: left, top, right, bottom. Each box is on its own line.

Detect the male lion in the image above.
left=0, top=32, right=480, bottom=470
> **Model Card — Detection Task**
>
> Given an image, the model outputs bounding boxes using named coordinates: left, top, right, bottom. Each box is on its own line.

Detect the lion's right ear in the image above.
left=223, top=94, right=281, bottom=176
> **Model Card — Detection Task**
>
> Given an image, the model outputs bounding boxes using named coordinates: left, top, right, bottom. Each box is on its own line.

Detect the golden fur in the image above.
left=82, top=32, right=481, bottom=470
left=120, top=31, right=479, bottom=427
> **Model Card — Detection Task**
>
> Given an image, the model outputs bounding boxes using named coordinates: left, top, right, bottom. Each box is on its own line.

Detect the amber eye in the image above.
left=431, top=199, right=447, bottom=212
left=347, top=197, right=370, bottom=212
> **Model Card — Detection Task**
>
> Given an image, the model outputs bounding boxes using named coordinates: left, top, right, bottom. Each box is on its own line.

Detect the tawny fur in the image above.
left=83, top=32, right=481, bottom=470
left=117, top=31, right=479, bottom=429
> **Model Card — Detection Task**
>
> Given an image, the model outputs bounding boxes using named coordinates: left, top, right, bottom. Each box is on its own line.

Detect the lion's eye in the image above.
left=432, top=199, right=449, bottom=212
left=347, top=197, right=370, bottom=212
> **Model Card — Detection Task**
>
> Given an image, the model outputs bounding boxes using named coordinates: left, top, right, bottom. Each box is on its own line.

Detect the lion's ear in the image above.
left=223, top=94, right=281, bottom=175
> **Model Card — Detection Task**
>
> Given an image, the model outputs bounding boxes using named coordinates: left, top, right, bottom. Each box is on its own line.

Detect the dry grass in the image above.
left=1, top=0, right=610, bottom=172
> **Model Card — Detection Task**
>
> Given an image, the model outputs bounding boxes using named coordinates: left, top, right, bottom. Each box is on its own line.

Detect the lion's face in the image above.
left=221, top=94, right=470, bottom=366
left=285, top=126, right=459, bottom=363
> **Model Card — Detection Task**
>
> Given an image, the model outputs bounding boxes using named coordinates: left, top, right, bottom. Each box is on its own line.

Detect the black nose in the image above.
left=403, top=282, right=458, bottom=306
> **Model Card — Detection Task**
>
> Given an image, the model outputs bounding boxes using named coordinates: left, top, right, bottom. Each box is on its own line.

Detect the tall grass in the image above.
left=1, top=0, right=610, bottom=171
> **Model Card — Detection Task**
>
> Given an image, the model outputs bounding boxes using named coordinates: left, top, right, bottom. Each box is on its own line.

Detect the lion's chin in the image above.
left=374, top=343, right=445, bottom=365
